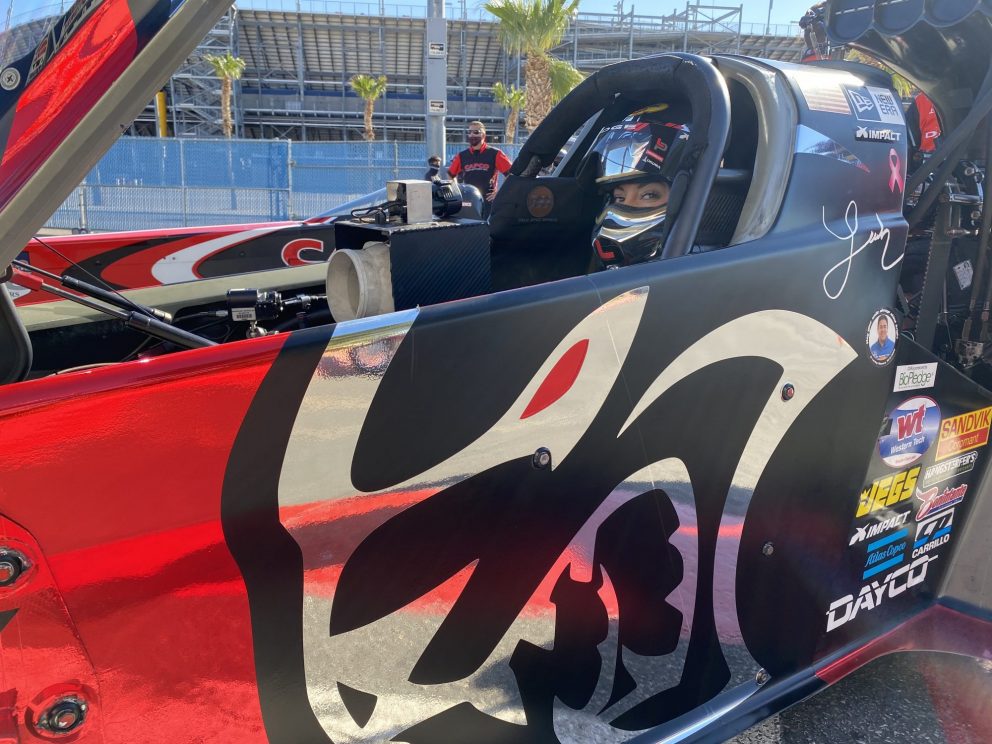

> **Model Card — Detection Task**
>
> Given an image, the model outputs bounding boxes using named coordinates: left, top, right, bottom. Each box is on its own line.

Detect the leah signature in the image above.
left=822, top=200, right=902, bottom=300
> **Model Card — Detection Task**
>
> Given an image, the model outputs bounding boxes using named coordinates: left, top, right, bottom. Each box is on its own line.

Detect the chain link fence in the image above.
left=45, top=137, right=525, bottom=232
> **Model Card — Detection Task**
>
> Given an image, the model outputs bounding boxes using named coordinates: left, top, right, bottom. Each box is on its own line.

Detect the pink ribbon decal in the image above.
left=888, top=148, right=904, bottom=194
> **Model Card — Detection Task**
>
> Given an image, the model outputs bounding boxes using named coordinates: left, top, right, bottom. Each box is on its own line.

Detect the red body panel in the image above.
left=0, top=339, right=287, bottom=743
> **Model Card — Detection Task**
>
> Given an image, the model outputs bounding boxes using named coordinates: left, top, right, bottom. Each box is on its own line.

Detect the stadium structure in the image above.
left=143, top=1, right=805, bottom=143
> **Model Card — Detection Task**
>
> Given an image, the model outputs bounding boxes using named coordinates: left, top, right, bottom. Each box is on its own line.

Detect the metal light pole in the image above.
left=766, top=0, right=773, bottom=35
left=425, top=0, right=447, bottom=161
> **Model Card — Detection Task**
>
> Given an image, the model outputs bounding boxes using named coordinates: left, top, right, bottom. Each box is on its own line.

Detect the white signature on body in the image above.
left=822, top=200, right=902, bottom=300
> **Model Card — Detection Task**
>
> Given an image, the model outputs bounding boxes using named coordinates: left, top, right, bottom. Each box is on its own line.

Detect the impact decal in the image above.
left=912, top=509, right=954, bottom=558
left=935, top=406, right=992, bottom=461
left=854, top=126, right=901, bottom=143
left=916, top=483, right=967, bottom=521
left=862, top=528, right=909, bottom=579
left=821, top=203, right=899, bottom=300
left=844, top=86, right=905, bottom=125
left=849, top=508, right=910, bottom=546
left=866, top=308, right=897, bottom=365
left=825, top=555, right=936, bottom=631
left=878, top=397, right=939, bottom=468
left=893, top=363, right=936, bottom=393
left=855, top=466, right=919, bottom=518
left=921, top=450, right=978, bottom=487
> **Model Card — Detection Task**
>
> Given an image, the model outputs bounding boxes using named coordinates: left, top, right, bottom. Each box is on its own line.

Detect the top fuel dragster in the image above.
left=0, top=0, right=992, bottom=741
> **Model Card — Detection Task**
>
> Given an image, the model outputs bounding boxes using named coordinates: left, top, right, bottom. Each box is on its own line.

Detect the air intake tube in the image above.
left=326, top=242, right=395, bottom=321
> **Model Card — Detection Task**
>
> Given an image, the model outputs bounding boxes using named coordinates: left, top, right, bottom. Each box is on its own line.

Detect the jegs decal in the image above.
left=878, top=397, right=940, bottom=468
left=855, top=466, right=919, bottom=518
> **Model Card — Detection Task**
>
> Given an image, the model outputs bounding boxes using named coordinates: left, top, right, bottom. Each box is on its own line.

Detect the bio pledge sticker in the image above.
left=878, top=396, right=940, bottom=468
left=893, top=362, right=936, bottom=392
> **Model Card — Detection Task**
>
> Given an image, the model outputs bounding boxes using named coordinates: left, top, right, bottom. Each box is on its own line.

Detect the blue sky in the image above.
left=575, top=0, right=813, bottom=26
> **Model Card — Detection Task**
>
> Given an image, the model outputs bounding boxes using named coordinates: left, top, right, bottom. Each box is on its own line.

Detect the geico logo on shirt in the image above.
left=856, top=466, right=920, bottom=518
left=825, top=554, right=936, bottom=631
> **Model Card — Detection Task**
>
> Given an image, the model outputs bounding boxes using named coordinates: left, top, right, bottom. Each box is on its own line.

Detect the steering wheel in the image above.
left=509, top=53, right=731, bottom=260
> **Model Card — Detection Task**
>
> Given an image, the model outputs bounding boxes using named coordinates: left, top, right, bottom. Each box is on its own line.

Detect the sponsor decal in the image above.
left=866, top=309, right=897, bottom=366
left=912, top=509, right=954, bottom=558
left=862, top=528, right=908, bottom=579
left=916, top=483, right=967, bottom=521
left=855, top=125, right=901, bottom=142
left=935, top=406, right=992, bottom=460
left=28, top=0, right=104, bottom=83
left=893, top=363, right=937, bottom=393
left=856, top=466, right=920, bottom=518
left=826, top=554, right=937, bottom=631
left=526, top=186, right=555, bottom=219
left=878, top=397, right=940, bottom=468
left=849, top=508, right=911, bottom=546
left=280, top=238, right=328, bottom=267
left=844, top=85, right=904, bottom=125
left=922, top=450, right=979, bottom=487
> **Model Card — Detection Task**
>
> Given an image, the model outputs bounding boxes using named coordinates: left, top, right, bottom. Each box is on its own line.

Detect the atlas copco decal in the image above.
left=862, top=528, right=909, bottom=580
left=877, top=396, right=940, bottom=468
left=934, top=405, right=992, bottom=461
left=855, top=466, right=920, bottom=518
left=912, top=509, right=954, bottom=559
left=855, top=126, right=902, bottom=143
left=826, top=554, right=937, bottom=632
left=915, top=483, right=968, bottom=521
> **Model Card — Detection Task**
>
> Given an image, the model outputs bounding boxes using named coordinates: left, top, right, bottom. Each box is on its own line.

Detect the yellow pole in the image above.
left=155, top=91, right=168, bottom=137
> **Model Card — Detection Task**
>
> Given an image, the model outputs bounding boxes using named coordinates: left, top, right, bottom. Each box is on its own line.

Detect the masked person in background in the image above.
left=584, top=104, right=692, bottom=268
left=424, top=154, right=442, bottom=180
left=447, top=121, right=512, bottom=217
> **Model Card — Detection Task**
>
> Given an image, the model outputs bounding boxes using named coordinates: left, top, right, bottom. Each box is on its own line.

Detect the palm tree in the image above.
left=548, top=56, right=584, bottom=105
left=492, top=82, right=526, bottom=144
left=350, top=74, right=388, bottom=142
left=204, top=52, right=246, bottom=138
left=484, top=0, right=579, bottom=131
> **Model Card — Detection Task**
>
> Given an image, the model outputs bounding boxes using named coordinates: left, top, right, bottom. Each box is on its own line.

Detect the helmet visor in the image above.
left=589, top=125, right=660, bottom=185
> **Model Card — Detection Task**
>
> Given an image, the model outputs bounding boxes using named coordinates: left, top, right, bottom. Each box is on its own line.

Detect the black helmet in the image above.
left=585, top=104, right=692, bottom=267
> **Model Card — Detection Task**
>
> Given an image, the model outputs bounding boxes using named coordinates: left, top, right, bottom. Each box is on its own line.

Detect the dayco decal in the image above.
left=878, top=396, right=940, bottom=468
left=935, top=406, right=992, bottom=460
left=855, top=466, right=920, bottom=518
left=849, top=508, right=910, bottom=546
left=855, top=126, right=902, bottom=143
left=913, top=509, right=954, bottom=558
left=916, top=483, right=968, bottom=521
left=826, top=554, right=937, bottom=632
left=893, top=362, right=936, bottom=393
left=922, top=450, right=979, bottom=487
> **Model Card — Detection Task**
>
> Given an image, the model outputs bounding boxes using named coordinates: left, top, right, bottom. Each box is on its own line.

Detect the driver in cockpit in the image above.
left=584, top=104, right=692, bottom=268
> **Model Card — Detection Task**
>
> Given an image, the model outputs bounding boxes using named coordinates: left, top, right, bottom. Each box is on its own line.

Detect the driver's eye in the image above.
left=613, top=190, right=626, bottom=203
